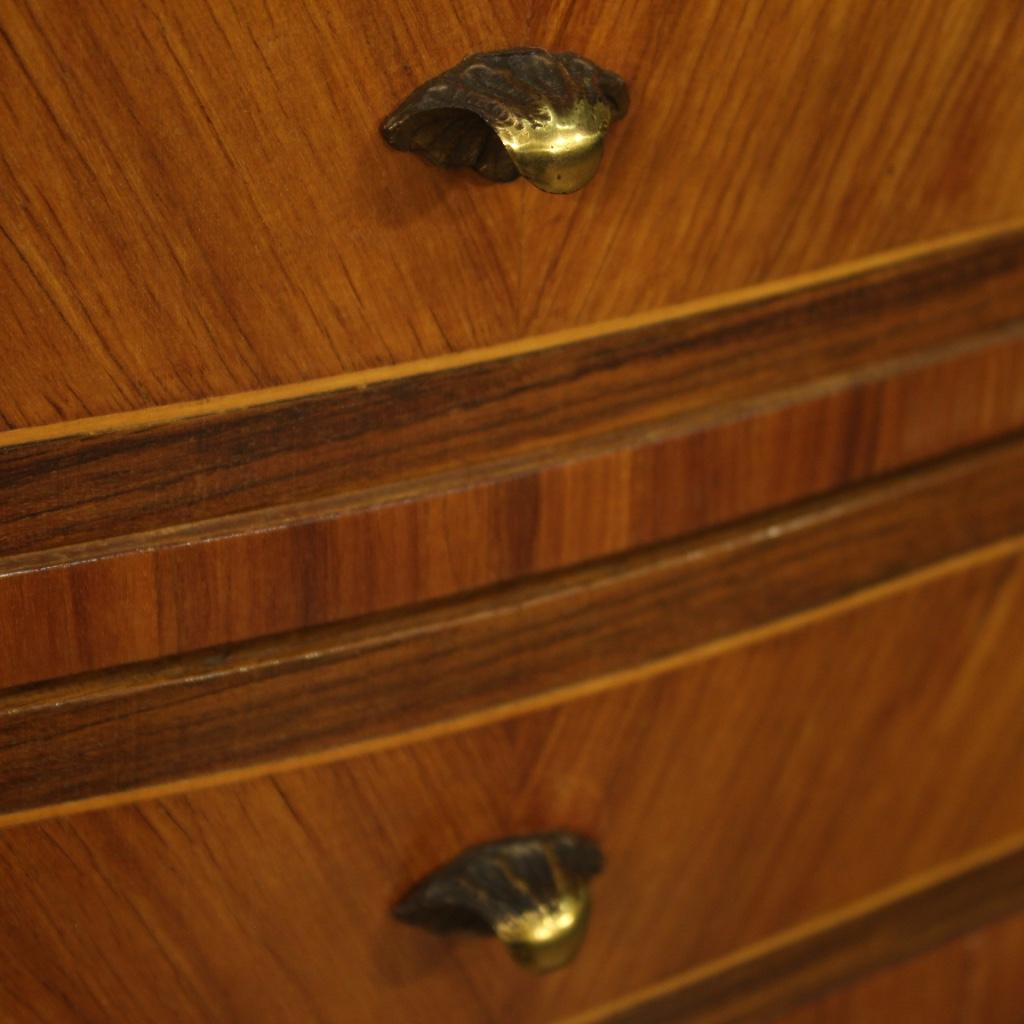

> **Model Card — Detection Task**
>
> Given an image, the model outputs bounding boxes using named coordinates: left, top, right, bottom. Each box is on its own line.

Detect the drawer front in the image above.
left=2, top=0, right=1023, bottom=428
left=3, top=536, right=1024, bottom=1022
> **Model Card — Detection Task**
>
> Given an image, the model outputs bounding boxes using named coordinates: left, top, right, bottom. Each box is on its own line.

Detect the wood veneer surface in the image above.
left=2, top=0, right=1022, bottom=427
left=3, top=541, right=1024, bottom=1022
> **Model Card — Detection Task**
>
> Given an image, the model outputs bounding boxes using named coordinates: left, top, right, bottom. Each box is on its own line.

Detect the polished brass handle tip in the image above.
left=393, top=831, right=603, bottom=972
left=381, top=48, right=629, bottom=194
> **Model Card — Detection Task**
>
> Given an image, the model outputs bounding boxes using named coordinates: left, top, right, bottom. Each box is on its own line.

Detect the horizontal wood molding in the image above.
left=575, top=834, right=1024, bottom=1024
left=4, top=228, right=1024, bottom=687
left=4, top=434, right=1024, bottom=824
left=4, top=225, right=1024, bottom=560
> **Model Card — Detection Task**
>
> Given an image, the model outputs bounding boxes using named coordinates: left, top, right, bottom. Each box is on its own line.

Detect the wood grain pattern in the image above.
left=5, top=232, right=1024, bottom=687
left=587, top=846, right=1024, bottom=1024
left=3, top=546, right=1024, bottom=1022
left=1, top=0, right=1023, bottom=428
left=4, top=435, right=1024, bottom=819
left=767, top=913, right=1024, bottom=1024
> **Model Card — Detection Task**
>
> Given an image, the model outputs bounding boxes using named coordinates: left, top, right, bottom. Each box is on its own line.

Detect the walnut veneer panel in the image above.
left=771, top=913, right=1024, bottom=1024
left=3, top=541, right=1024, bottom=1022
left=4, top=435, right=1024, bottom=815
left=2, top=0, right=1023, bottom=427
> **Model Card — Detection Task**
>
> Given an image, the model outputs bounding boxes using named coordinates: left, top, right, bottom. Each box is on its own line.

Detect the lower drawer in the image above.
left=2, top=535, right=1024, bottom=1022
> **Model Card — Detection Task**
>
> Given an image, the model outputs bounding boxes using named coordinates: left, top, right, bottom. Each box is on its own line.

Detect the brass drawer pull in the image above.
left=381, top=48, right=629, bottom=194
left=393, top=831, right=603, bottom=972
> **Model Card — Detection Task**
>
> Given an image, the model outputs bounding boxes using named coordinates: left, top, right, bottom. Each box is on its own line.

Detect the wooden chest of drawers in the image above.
left=2, top=1, right=1024, bottom=1021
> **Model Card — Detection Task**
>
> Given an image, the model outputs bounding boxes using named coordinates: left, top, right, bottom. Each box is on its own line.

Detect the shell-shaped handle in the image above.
left=392, top=831, right=604, bottom=972
left=380, top=48, right=629, bottom=194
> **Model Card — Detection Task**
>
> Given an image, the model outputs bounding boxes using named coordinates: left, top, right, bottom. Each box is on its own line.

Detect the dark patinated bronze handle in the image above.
left=380, top=49, right=629, bottom=194
left=393, top=831, right=603, bottom=972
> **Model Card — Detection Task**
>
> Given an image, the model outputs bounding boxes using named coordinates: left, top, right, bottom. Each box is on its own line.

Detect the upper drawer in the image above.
left=2, top=0, right=1023, bottom=427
